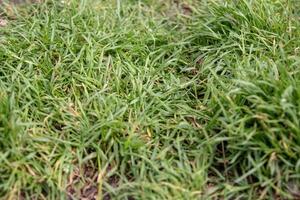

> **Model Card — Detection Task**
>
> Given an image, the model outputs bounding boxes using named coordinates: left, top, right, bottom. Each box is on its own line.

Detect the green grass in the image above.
left=1, top=0, right=300, bottom=199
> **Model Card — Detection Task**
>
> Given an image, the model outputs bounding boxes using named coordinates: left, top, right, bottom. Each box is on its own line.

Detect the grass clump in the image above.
left=0, top=0, right=300, bottom=199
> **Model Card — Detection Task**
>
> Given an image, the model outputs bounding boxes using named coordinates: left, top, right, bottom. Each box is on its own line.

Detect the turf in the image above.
left=0, top=0, right=300, bottom=199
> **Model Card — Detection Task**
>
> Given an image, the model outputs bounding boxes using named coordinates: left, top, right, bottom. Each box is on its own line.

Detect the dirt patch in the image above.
left=0, top=18, right=7, bottom=26
left=66, top=165, right=99, bottom=200
left=173, top=0, right=193, bottom=16
left=66, top=164, right=122, bottom=200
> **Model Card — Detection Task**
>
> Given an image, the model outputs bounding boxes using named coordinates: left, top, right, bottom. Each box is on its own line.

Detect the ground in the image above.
left=1, top=0, right=300, bottom=199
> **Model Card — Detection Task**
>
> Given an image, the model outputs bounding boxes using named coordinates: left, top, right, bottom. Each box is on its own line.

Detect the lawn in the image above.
left=1, top=0, right=300, bottom=199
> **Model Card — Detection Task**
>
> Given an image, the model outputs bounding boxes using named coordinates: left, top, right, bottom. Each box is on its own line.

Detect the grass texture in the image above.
left=1, top=0, right=300, bottom=199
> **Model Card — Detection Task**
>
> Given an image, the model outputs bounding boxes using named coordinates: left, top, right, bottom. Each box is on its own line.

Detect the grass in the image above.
left=0, top=0, right=300, bottom=199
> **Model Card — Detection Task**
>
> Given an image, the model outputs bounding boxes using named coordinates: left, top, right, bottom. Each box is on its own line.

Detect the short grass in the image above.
left=1, top=0, right=300, bottom=199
